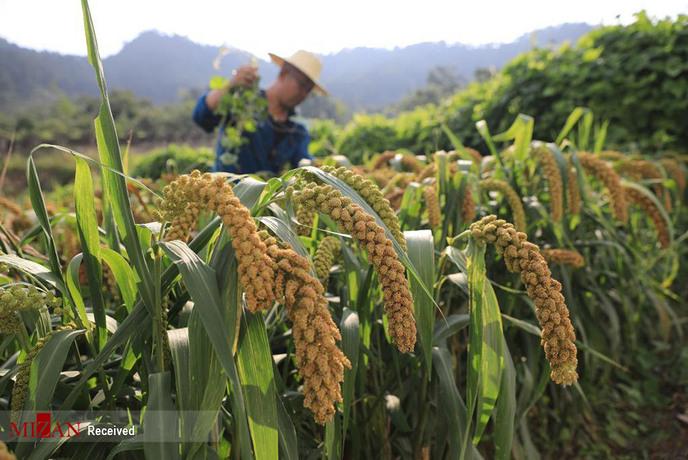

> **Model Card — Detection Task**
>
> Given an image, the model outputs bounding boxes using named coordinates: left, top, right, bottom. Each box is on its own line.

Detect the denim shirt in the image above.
left=192, top=90, right=312, bottom=175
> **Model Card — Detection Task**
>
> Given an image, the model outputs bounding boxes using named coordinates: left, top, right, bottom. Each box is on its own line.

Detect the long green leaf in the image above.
left=466, top=239, right=504, bottom=445
left=494, top=339, right=516, bottom=460
left=237, top=310, right=279, bottom=460
left=25, top=156, right=64, bottom=288
left=74, top=157, right=107, bottom=349
left=60, top=217, right=222, bottom=410
left=432, top=347, right=481, bottom=460
left=340, top=308, right=360, bottom=437
left=144, top=372, right=180, bottom=460
left=160, top=240, right=254, bottom=460
left=100, top=247, right=138, bottom=311
left=405, top=230, right=435, bottom=373
left=80, top=0, right=155, bottom=313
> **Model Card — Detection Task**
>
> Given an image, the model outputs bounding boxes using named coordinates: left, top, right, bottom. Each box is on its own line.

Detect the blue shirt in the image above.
left=192, top=90, right=312, bottom=175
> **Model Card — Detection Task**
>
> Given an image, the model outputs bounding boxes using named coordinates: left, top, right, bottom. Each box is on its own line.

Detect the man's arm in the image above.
left=192, top=65, right=260, bottom=133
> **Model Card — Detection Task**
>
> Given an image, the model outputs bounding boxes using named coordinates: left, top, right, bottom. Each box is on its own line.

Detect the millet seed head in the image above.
left=469, top=215, right=578, bottom=385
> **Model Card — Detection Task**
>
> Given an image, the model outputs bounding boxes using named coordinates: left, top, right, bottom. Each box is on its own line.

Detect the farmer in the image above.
left=192, top=50, right=326, bottom=175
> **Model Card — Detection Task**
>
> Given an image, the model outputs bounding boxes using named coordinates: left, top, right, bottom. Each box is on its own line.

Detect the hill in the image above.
left=0, top=23, right=592, bottom=112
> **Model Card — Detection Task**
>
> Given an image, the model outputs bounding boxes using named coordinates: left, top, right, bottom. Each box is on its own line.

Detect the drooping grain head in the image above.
left=290, top=182, right=417, bottom=353
left=478, top=178, right=527, bottom=231
left=320, top=165, right=407, bottom=252
left=469, top=215, right=578, bottom=385
left=534, top=146, right=564, bottom=222
left=313, top=236, right=342, bottom=283
left=424, top=185, right=441, bottom=229
left=159, top=171, right=275, bottom=312
left=542, top=249, right=585, bottom=269
left=623, top=186, right=670, bottom=249
left=260, top=232, right=351, bottom=424
left=578, top=153, right=628, bottom=224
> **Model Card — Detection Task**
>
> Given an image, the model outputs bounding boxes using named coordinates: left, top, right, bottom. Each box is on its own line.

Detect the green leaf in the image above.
left=28, top=329, right=85, bottom=412
left=494, top=339, right=516, bottom=460
left=276, top=394, right=299, bottom=460
left=325, top=415, right=341, bottom=460
left=466, top=239, right=504, bottom=445
left=144, top=372, right=180, bottom=460
left=26, top=156, right=65, bottom=288
left=340, top=308, right=360, bottom=437
left=74, top=157, right=107, bottom=349
left=433, top=313, right=470, bottom=346
left=80, top=0, right=156, bottom=313
left=61, top=220, right=222, bottom=410
left=405, top=230, right=435, bottom=373
left=493, top=114, right=534, bottom=162
left=257, top=216, right=310, bottom=260
left=65, top=254, right=96, bottom=330
left=100, top=247, right=138, bottom=311
left=432, top=347, right=481, bottom=460
left=0, top=254, right=62, bottom=291
left=160, top=240, right=254, bottom=460
left=237, top=310, right=279, bottom=460
left=555, top=107, right=588, bottom=146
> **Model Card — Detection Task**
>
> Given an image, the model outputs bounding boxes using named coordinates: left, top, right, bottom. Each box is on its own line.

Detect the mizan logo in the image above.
left=9, top=412, right=81, bottom=439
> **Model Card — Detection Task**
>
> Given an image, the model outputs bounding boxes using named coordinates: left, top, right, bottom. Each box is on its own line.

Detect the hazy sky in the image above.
left=0, top=0, right=686, bottom=59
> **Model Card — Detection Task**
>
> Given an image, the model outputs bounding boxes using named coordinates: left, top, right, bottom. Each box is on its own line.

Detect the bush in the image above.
left=131, top=143, right=214, bottom=179
left=332, top=12, right=688, bottom=158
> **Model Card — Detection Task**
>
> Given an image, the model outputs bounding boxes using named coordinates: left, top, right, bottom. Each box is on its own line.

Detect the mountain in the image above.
left=0, top=23, right=593, bottom=113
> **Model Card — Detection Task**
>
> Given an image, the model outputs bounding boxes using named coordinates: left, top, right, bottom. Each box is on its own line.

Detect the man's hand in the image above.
left=230, top=65, right=259, bottom=88
left=206, top=64, right=259, bottom=111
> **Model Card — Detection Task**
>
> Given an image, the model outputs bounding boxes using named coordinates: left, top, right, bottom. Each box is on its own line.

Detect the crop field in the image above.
left=0, top=2, right=687, bottom=460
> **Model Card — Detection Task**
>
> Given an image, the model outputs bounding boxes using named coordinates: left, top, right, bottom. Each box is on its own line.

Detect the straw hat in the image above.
left=268, top=50, right=327, bottom=95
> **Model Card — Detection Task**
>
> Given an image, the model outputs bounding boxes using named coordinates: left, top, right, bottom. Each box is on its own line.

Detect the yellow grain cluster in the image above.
left=617, top=159, right=662, bottom=182
left=371, top=151, right=397, bottom=170
left=447, top=148, right=483, bottom=165
left=400, top=153, right=424, bottom=173
left=424, top=185, right=441, bottom=229
left=313, top=236, right=341, bottom=283
left=617, top=159, right=671, bottom=211
left=290, top=182, right=416, bottom=353
left=381, top=172, right=415, bottom=195
left=367, top=168, right=397, bottom=189
left=385, top=188, right=405, bottom=210
left=11, top=323, right=76, bottom=422
left=623, top=186, right=670, bottom=249
left=0, top=285, right=62, bottom=335
left=461, top=185, right=476, bottom=224
left=478, top=178, right=526, bottom=231
left=578, top=153, right=628, bottom=223
left=0, top=196, right=23, bottom=217
left=418, top=163, right=436, bottom=181
left=598, top=150, right=627, bottom=161
left=320, top=165, right=407, bottom=252
left=260, top=232, right=350, bottom=424
left=470, top=215, right=578, bottom=385
left=0, top=197, right=31, bottom=233
left=159, top=171, right=275, bottom=312
left=534, top=146, right=564, bottom=222
left=542, top=249, right=585, bottom=269
left=566, top=162, right=582, bottom=215
left=295, top=205, right=316, bottom=236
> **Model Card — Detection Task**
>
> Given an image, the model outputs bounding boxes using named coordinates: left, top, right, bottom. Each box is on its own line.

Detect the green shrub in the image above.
left=131, top=143, right=214, bottom=179
left=333, top=12, right=688, bottom=156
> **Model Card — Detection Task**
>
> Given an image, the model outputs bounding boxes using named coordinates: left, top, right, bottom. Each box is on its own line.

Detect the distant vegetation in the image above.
left=2, top=14, right=685, bottom=162
left=327, top=12, right=688, bottom=163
